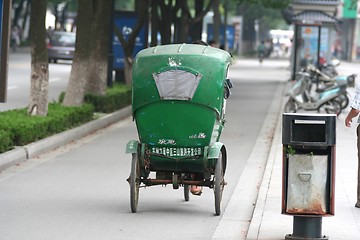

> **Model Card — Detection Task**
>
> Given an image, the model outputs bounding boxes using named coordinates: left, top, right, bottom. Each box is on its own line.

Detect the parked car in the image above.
left=47, top=31, right=76, bottom=63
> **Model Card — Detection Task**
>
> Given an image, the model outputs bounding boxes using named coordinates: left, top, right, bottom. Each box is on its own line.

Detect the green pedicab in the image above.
left=126, top=43, right=233, bottom=215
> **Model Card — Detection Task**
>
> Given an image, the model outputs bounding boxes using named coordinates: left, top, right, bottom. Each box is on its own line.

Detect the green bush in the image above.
left=0, top=103, right=94, bottom=153
left=0, top=130, right=12, bottom=153
left=0, top=83, right=131, bottom=154
left=85, top=83, right=131, bottom=113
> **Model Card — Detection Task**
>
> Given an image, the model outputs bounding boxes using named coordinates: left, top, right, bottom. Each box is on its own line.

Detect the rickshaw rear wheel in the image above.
left=214, top=148, right=225, bottom=216
left=130, top=153, right=140, bottom=213
left=184, top=184, right=190, bottom=201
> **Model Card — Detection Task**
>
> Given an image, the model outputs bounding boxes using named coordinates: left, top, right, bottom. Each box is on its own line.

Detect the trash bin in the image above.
left=282, top=113, right=336, bottom=240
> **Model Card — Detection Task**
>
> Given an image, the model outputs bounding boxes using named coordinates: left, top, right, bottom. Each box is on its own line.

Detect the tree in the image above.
left=116, top=0, right=214, bottom=84
left=62, top=0, right=112, bottom=106
left=212, top=0, right=221, bottom=44
left=47, top=0, right=78, bottom=31
left=154, top=0, right=179, bottom=44
left=150, top=0, right=160, bottom=47
left=176, top=0, right=213, bottom=43
left=11, top=0, right=31, bottom=42
left=114, top=0, right=149, bottom=85
left=235, top=0, right=291, bottom=53
left=12, top=0, right=26, bottom=28
left=28, top=0, right=49, bottom=116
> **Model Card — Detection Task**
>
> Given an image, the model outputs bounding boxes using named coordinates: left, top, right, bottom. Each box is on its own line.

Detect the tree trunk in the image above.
left=63, top=0, right=112, bottom=106
left=28, top=0, right=48, bottom=116
left=62, top=0, right=93, bottom=106
left=150, top=0, right=159, bottom=47
left=176, top=1, right=191, bottom=43
left=223, top=1, right=228, bottom=50
left=85, top=1, right=111, bottom=95
left=185, top=0, right=213, bottom=43
left=114, top=0, right=148, bottom=85
left=124, top=57, right=133, bottom=86
left=242, top=16, right=256, bottom=53
left=212, top=0, right=221, bottom=44
left=158, top=0, right=179, bottom=44
left=21, top=0, right=31, bottom=42
left=189, top=0, right=204, bottom=42
left=12, top=0, right=26, bottom=27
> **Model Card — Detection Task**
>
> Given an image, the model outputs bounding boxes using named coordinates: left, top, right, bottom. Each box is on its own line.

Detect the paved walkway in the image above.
left=245, top=64, right=360, bottom=239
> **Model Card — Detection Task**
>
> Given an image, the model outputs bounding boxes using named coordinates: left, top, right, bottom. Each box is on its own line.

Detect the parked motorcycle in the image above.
left=308, top=63, right=355, bottom=87
left=317, top=59, right=340, bottom=78
left=284, top=71, right=344, bottom=116
left=306, top=64, right=356, bottom=109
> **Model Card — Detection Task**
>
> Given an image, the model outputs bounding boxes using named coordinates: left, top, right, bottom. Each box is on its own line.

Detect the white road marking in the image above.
left=49, top=77, right=61, bottom=82
left=7, top=86, right=18, bottom=90
left=6, top=77, right=61, bottom=91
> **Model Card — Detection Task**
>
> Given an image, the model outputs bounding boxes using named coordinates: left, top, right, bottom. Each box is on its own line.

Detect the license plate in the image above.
left=150, top=147, right=203, bottom=157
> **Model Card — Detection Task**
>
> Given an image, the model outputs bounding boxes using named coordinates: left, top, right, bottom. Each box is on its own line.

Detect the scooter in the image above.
left=307, top=63, right=355, bottom=87
left=306, top=64, right=356, bottom=109
left=317, top=59, right=340, bottom=78
left=284, top=71, right=343, bottom=116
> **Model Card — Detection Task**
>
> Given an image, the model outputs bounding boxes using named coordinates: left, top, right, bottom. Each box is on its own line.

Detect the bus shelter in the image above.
left=290, top=10, right=340, bottom=80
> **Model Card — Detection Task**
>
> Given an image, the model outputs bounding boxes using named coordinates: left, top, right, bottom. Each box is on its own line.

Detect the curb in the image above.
left=211, top=81, right=287, bottom=240
left=245, top=88, right=287, bottom=239
left=0, top=106, right=132, bottom=171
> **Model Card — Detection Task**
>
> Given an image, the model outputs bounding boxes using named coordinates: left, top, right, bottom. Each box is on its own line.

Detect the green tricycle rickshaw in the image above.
left=126, top=43, right=233, bottom=215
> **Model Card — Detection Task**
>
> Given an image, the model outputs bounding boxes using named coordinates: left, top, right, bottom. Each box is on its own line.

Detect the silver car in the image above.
left=47, top=31, right=76, bottom=63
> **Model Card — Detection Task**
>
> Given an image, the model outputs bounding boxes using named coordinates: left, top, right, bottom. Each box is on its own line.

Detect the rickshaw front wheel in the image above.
left=130, top=153, right=140, bottom=213
left=214, top=149, right=225, bottom=216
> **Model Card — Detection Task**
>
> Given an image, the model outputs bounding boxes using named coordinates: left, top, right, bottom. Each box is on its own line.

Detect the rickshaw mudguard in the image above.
left=126, top=140, right=139, bottom=154
left=207, top=142, right=225, bottom=159
left=126, top=141, right=150, bottom=178
left=207, top=143, right=227, bottom=173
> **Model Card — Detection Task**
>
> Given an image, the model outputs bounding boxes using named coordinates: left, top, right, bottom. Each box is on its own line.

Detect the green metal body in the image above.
left=128, top=44, right=232, bottom=174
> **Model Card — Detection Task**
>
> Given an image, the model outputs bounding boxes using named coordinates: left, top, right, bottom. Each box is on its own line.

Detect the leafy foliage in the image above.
left=284, top=145, right=296, bottom=155
left=0, top=104, right=94, bottom=150
left=0, top=83, right=132, bottom=153
left=84, top=84, right=132, bottom=113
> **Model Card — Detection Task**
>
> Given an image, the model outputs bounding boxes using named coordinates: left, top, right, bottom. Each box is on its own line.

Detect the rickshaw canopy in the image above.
left=132, top=43, right=233, bottom=116
left=131, top=44, right=233, bottom=149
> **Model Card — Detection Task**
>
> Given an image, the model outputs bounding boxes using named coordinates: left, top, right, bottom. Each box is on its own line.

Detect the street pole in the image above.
left=285, top=216, right=328, bottom=240
left=254, top=19, right=259, bottom=48
left=0, top=0, right=11, bottom=103
left=106, top=0, right=115, bottom=87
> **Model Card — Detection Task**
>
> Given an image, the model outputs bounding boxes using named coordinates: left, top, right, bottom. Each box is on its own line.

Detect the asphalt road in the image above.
left=0, top=58, right=289, bottom=240
left=0, top=50, right=71, bottom=111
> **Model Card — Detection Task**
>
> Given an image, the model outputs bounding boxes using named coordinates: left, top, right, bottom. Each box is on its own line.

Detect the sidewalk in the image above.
left=246, top=83, right=360, bottom=239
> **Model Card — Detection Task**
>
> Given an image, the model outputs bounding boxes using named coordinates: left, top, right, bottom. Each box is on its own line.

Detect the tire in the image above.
left=48, top=58, right=58, bottom=64
left=130, top=153, right=140, bottom=213
left=336, top=93, right=349, bottom=109
left=184, top=184, right=190, bottom=202
left=214, top=149, right=225, bottom=216
left=284, top=98, right=298, bottom=113
left=324, top=99, right=342, bottom=116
